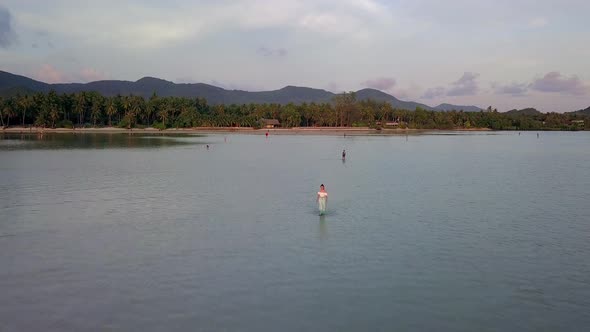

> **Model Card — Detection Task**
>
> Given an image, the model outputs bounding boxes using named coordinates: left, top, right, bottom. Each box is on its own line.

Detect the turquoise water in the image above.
left=1, top=132, right=589, bottom=331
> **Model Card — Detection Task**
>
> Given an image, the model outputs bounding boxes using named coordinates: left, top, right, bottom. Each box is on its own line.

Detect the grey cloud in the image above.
left=257, top=46, right=287, bottom=57
left=0, top=6, right=16, bottom=48
left=362, top=77, right=396, bottom=91
left=326, top=82, right=341, bottom=92
left=530, top=72, right=587, bottom=95
left=421, top=86, right=445, bottom=99
left=176, top=77, right=198, bottom=84
left=493, top=82, right=528, bottom=96
left=447, top=72, right=479, bottom=96
left=209, top=80, right=263, bottom=91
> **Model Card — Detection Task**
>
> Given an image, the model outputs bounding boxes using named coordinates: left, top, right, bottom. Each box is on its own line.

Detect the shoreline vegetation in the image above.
left=0, top=126, right=492, bottom=135
left=1, top=91, right=588, bottom=132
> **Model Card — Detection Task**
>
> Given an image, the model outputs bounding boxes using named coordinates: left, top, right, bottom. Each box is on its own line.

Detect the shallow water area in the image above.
left=1, top=131, right=589, bottom=331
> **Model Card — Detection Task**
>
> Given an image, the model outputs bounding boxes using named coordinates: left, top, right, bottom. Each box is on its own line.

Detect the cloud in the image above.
left=35, top=64, right=68, bottom=83
left=421, top=87, right=446, bottom=99
left=257, top=46, right=287, bottom=57
left=493, top=82, right=528, bottom=96
left=78, top=68, right=107, bottom=82
left=325, top=82, right=341, bottom=93
left=362, top=77, right=396, bottom=91
left=0, top=5, right=16, bottom=47
left=528, top=17, right=548, bottom=28
left=209, top=80, right=264, bottom=91
left=447, top=72, right=480, bottom=96
left=530, top=72, right=587, bottom=95
left=176, top=77, right=198, bottom=84
left=13, top=0, right=395, bottom=49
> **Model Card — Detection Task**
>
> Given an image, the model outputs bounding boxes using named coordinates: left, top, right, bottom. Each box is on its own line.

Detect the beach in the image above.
left=0, top=126, right=492, bottom=135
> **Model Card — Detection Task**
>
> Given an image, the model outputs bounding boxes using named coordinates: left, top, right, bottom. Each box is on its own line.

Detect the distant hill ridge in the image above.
left=0, top=70, right=484, bottom=111
left=569, top=106, right=590, bottom=117
left=504, top=108, right=543, bottom=116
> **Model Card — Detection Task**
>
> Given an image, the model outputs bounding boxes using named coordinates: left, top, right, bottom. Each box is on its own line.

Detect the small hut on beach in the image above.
left=261, top=119, right=280, bottom=128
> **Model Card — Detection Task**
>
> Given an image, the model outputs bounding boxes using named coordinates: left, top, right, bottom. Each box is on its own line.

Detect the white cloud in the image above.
left=35, top=64, right=66, bottom=83
left=362, top=77, right=396, bottom=91
left=528, top=17, right=548, bottom=28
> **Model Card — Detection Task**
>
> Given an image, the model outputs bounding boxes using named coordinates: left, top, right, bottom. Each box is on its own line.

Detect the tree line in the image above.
left=0, top=91, right=587, bottom=130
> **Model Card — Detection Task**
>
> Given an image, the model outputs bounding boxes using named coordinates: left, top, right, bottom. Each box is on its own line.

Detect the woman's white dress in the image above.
left=318, top=191, right=328, bottom=214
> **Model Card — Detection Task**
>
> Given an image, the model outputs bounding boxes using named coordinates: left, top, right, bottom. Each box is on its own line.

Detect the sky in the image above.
left=1, top=0, right=589, bottom=112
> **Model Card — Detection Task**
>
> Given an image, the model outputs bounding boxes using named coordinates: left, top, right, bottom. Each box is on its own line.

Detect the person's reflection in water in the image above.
left=318, top=215, right=327, bottom=240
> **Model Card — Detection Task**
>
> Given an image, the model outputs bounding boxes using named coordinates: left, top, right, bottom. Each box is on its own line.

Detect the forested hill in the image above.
left=504, top=108, right=543, bottom=116
left=0, top=70, right=481, bottom=111
left=568, top=106, right=590, bottom=116
left=434, top=103, right=482, bottom=112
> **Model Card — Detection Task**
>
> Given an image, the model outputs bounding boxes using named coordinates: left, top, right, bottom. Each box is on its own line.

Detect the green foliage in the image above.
left=151, top=121, right=167, bottom=130
left=0, top=91, right=586, bottom=131
left=117, top=118, right=132, bottom=129
left=57, top=119, right=74, bottom=128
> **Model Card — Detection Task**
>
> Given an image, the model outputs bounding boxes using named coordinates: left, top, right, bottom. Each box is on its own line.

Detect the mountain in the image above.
left=0, top=70, right=480, bottom=111
left=0, top=71, right=50, bottom=93
left=504, top=108, right=543, bottom=116
left=354, top=88, right=434, bottom=110
left=567, top=106, right=590, bottom=117
left=434, top=103, right=482, bottom=112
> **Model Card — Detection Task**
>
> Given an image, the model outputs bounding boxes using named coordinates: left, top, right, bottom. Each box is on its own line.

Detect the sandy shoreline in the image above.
left=0, top=126, right=492, bottom=135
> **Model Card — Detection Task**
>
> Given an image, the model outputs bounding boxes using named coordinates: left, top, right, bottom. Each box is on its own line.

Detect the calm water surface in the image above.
left=1, top=132, right=589, bottom=331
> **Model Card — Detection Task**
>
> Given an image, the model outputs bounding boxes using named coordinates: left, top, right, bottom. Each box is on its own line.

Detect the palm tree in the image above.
left=146, top=93, right=159, bottom=126
left=105, top=98, right=116, bottom=127
left=129, top=96, right=143, bottom=128
left=90, top=96, right=103, bottom=127
left=74, top=92, right=86, bottom=127
left=0, top=97, right=4, bottom=127
left=158, top=107, right=169, bottom=128
left=17, top=95, right=31, bottom=127
left=3, top=103, right=16, bottom=127
left=49, top=104, right=60, bottom=128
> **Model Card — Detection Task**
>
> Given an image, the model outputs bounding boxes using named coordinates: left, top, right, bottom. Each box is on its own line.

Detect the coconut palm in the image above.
left=90, top=96, right=103, bottom=127
left=49, top=104, right=60, bottom=128
left=105, top=98, right=116, bottom=127
left=17, top=95, right=31, bottom=127
left=2, top=102, right=16, bottom=127
left=74, top=92, right=87, bottom=127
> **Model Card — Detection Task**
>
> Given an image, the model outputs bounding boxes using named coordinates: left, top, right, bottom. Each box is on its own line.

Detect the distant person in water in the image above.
left=206, top=145, right=209, bottom=150
left=317, top=184, right=328, bottom=215
left=342, top=149, right=346, bottom=160
left=537, top=133, right=539, bottom=138
left=265, top=132, right=269, bottom=137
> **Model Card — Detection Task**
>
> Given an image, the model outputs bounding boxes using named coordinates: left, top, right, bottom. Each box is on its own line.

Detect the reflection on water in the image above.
left=0, top=133, right=202, bottom=150
left=318, top=215, right=327, bottom=240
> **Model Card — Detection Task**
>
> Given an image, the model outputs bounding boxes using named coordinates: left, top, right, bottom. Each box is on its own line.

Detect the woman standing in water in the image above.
left=317, top=184, right=328, bottom=215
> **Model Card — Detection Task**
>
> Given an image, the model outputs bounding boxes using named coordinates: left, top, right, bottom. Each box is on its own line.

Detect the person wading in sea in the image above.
left=317, top=184, right=328, bottom=215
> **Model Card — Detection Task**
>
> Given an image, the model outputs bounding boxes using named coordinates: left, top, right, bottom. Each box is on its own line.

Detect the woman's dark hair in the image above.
left=320, top=184, right=324, bottom=187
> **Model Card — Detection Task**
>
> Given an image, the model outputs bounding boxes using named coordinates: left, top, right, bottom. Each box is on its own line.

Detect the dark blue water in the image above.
left=1, top=132, right=589, bottom=331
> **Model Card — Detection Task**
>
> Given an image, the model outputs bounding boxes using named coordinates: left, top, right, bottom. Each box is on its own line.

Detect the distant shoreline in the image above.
left=1, top=126, right=493, bottom=135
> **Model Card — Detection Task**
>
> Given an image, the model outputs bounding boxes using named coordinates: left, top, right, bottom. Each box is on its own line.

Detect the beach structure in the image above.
left=261, top=119, right=280, bottom=128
